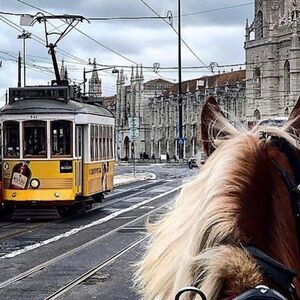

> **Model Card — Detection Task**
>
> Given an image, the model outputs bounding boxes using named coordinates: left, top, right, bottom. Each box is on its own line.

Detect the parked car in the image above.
left=188, top=152, right=206, bottom=169
left=257, top=117, right=287, bottom=127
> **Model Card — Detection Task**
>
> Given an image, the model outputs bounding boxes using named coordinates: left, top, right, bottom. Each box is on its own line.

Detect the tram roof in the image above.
left=0, top=98, right=114, bottom=118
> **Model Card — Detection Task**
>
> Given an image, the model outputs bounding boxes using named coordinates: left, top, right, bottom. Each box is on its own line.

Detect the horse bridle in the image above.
left=267, top=135, right=300, bottom=252
left=175, top=134, right=300, bottom=300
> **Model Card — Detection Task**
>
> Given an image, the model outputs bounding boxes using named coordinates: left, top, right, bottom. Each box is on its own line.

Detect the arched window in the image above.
left=256, top=10, right=264, bottom=39
left=284, top=60, right=290, bottom=94
left=254, top=109, right=261, bottom=121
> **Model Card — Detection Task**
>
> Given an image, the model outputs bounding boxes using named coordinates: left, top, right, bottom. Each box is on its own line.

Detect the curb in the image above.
left=114, top=172, right=156, bottom=187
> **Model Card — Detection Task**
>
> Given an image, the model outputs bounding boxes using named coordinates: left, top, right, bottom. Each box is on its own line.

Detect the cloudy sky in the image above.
left=0, top=0, right=253, bottom=106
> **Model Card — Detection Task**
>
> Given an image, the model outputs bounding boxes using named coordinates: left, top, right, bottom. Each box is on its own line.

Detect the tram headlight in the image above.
left=54, top=192, right=60, bottom=198
left=30, top=178, right=40, bottom=189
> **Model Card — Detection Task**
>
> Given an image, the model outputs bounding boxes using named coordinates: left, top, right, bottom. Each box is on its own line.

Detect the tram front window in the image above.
left=23, top=121, right=47, bottom=157
left=51, top=120, right=72, bottom=157
left=3, top=121, right=20, bottom=158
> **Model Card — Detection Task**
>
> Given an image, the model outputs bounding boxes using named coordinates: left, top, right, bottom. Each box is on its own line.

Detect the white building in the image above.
left=245, top=0, right=300, bottom=125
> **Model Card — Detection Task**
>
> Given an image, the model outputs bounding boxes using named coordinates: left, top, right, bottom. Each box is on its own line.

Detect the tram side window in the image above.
left=103, top=126, right=107, bottom=159
left=23, top=121, right=47, bottom=157
left=99, top=125, right=103, bottom=160
left=109, top=126, right=113, bottom=159
left=4, top=121, right=20, bottom=158
left=90, top=125, right=95, bottom=161
left=95, top=126, right=99, bottom=160
left=51, top=120, right=72, bottom=157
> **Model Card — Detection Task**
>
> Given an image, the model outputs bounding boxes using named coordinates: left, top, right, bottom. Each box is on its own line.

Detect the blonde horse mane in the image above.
left=134, top=115, right=300, bottom=300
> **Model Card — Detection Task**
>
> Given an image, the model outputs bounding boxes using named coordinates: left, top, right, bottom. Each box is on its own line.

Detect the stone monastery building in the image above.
left=111, top=0, right=300, bottom=160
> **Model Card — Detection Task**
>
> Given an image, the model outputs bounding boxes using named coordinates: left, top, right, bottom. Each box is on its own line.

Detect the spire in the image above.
left=60, top=59, right=68, bottom=81
left=131, top=66, right=134, bottom=81
left=135, top=65, right=139, bottom=79
left=88, top=58, right=102, bottom=98
left=140, top=64, right=143, bottom=80
left=120, top=69, right=124, bottom=84
left=90, top=58, right=100, bottom=85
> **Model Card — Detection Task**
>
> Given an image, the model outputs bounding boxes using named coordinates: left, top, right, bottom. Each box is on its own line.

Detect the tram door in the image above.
left=75, top=125, right=83, bottom=194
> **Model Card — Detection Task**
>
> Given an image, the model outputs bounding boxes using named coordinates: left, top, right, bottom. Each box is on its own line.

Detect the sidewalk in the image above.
left=114, top=172, right=156, bottom=187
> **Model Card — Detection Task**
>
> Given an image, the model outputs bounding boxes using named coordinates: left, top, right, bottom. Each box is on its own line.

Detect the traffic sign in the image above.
left=128, top=117, right=139, bottom=129
left=128, top=117, right=139, bottom=141
left=178, top=137, right=185, bottom=145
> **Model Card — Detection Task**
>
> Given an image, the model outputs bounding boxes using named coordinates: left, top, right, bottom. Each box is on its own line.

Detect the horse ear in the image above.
left=200, top=96, right=227, bottom=156
left=287, top=96, right=300, bottom=132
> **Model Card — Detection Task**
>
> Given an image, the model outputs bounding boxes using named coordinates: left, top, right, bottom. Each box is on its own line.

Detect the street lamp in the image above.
left=17, top=30, right=31, bottom=87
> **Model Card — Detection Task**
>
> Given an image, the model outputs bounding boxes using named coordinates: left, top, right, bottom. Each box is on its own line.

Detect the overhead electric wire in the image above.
left=4, top=1, right=251, bottom=77
left=1, top=2, right=253, bottom=20
left=16, top=0, right=140, bottom=65
left=87, top=16, right=169, bottom=21
left=0, top=14, right=87, bottom=65
left=16, top=0, right=176, bottom=82
left=179, top=2, right=253, bottom=18
left=138, top=0, right=210, bottom=71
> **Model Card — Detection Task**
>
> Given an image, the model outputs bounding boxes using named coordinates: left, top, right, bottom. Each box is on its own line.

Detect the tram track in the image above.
left=0, top=189, right=177, bottom=292
left=0, top=168, right=195, bottom=299
left=44, top=236, right=148, bottom=300
left=0, top=177, right=170, bottom=245
left=0, top=176, right=182, bottom=259
left=0, top=172, right=192, bottom=263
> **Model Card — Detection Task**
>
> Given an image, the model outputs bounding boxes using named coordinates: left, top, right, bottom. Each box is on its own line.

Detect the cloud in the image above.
left=0, top=0, right=253, bottom=101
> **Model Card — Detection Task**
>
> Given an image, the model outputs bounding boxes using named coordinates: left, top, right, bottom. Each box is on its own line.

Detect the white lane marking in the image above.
left=1, top=185, right=182, bottom=260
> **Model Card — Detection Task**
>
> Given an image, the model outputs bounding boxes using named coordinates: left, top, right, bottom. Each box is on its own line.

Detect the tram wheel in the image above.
left=92, top=193, right=104, bottom=203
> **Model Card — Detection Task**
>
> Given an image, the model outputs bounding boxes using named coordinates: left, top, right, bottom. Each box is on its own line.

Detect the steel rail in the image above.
left=0, top=187, right=180, bottom=289
left=44, top=236, right=148, bottom=300
left=0, top=177, right=178, bottom=249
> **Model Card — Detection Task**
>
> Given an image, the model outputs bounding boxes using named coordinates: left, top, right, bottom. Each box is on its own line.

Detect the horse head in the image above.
left=135, top=96, right=300, bottom=300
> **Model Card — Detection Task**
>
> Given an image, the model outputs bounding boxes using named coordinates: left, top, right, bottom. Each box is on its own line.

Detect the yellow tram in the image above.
left=0, top=86, right=115, bottom=211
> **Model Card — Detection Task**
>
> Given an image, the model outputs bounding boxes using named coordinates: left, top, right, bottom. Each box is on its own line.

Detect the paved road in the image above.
left=0, top=164, right=199, bottom=300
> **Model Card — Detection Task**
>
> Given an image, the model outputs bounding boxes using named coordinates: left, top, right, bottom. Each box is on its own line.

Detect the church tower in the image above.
left=245, top=0, right=300, bottom=124
left=60, top=59, right=68, bottom=82
left=88, top=58, right=102, bottom=98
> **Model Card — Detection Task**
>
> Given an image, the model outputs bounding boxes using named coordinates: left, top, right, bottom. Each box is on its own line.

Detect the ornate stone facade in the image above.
left=149, top=70, right=246, bottom=160
left=115, top=66, right=173, bottom=160
left=245, top=0, right=300, bottom=123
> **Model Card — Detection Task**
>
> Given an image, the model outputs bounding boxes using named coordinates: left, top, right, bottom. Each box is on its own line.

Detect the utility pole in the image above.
left=18, top=52, right=21, bottom=87
left=178, top=0, right=183, bottom=161
left=17, top=30, right=31, bottom=87
left=83, top=67, right=86, bottom=94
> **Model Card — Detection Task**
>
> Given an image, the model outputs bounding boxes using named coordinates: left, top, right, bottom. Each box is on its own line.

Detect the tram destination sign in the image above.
left=9, top=86, right=70, bottom=103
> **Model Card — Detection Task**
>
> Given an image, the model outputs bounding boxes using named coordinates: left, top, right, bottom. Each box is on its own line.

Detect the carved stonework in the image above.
left=271, top=1, right=280, bottom=10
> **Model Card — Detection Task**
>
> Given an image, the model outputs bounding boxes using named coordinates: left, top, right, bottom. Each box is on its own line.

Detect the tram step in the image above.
left=11, top=207, right=61, bottom=220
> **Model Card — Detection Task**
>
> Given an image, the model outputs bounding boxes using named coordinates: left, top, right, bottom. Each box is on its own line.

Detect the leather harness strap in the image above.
left=269, top=136, right=300, bottom=253
left=245, top=246, right=297, bottom=298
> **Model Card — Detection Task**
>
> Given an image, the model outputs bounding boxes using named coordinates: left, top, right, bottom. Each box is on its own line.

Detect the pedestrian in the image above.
left=166, top=152, right=170, bottom=162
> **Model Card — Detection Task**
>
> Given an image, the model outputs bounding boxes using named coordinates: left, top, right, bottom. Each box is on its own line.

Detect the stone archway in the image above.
left=123, top=136, right=130, bottom=160
left=254, top=109, right=261, bottom=121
